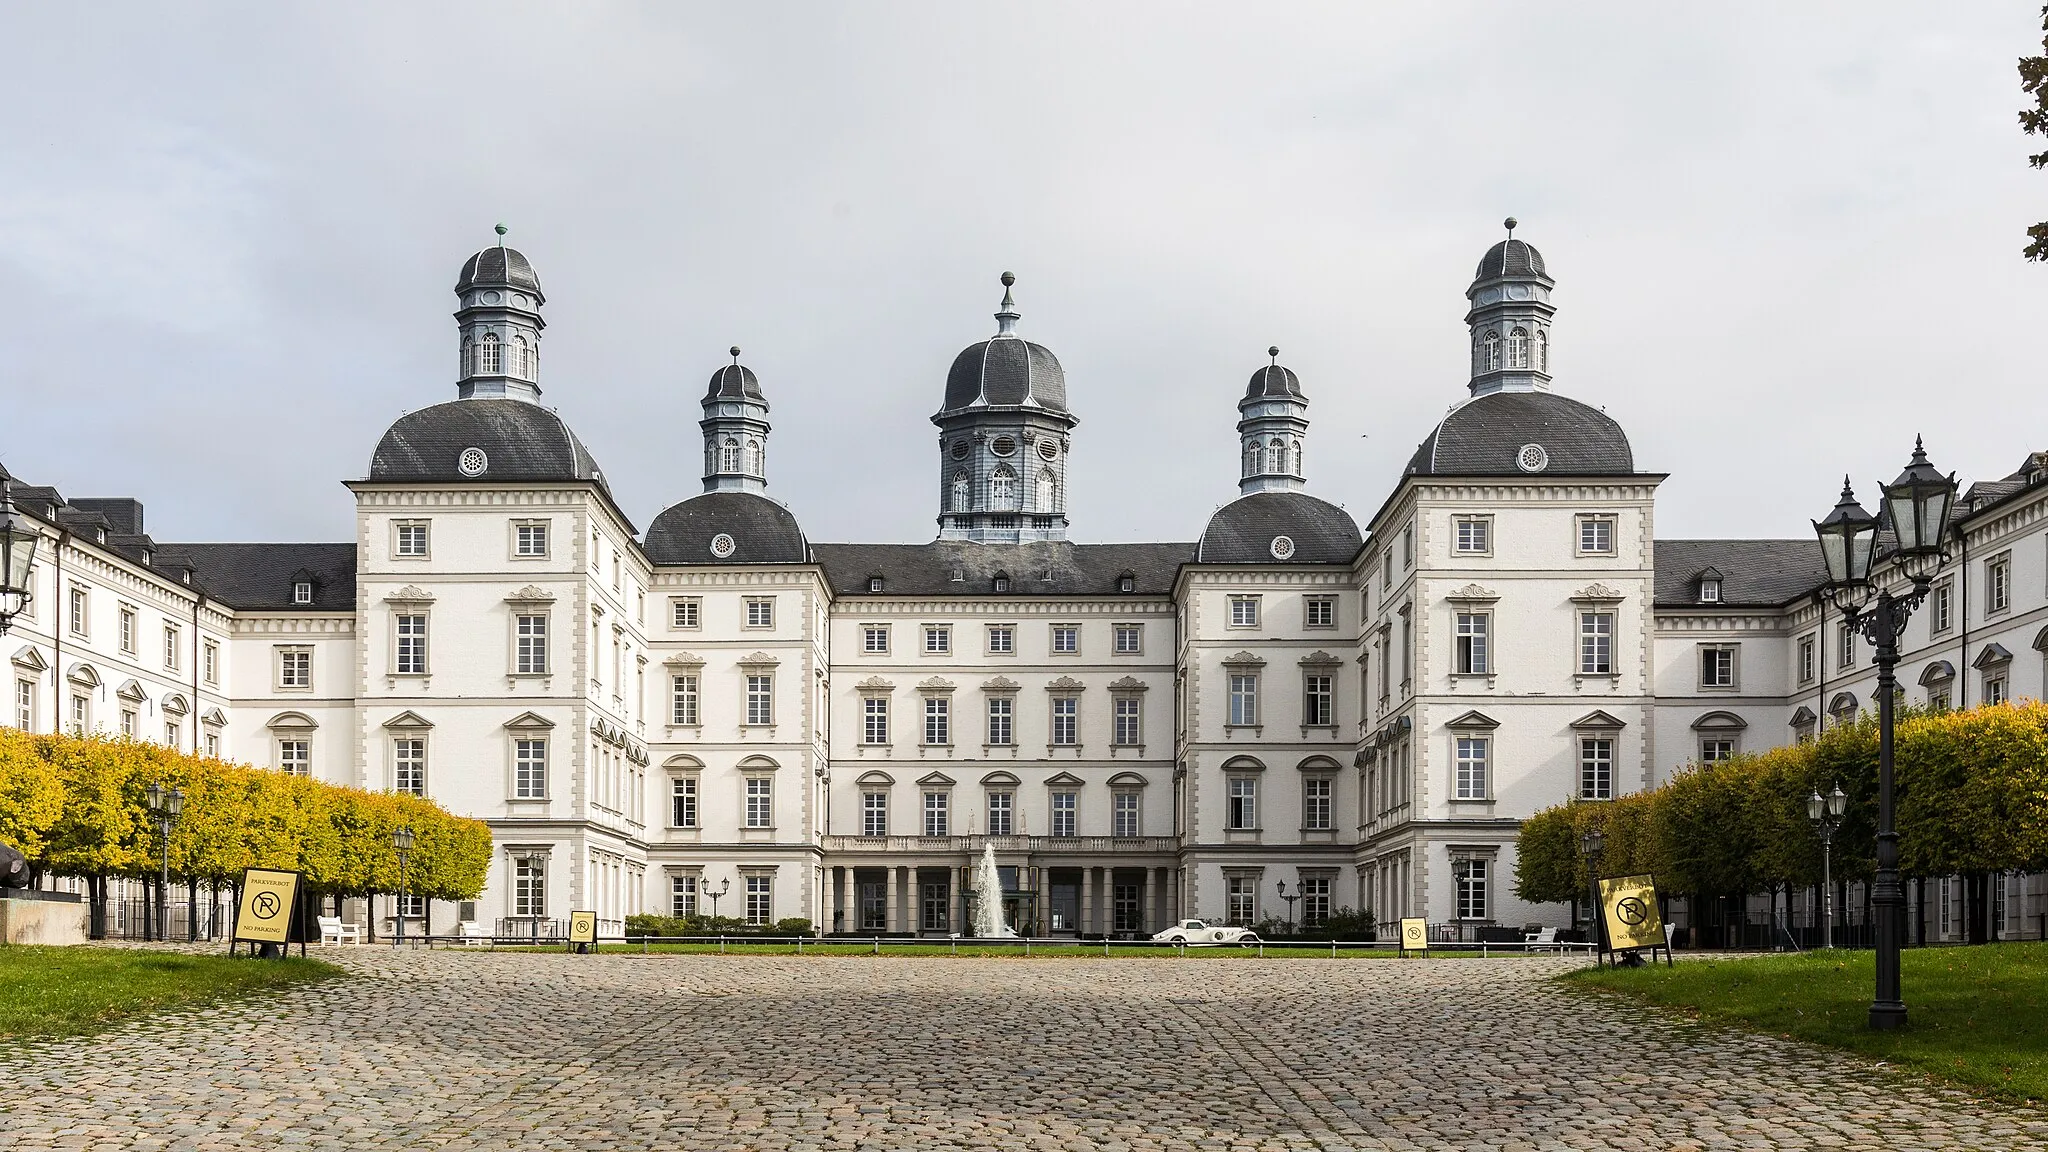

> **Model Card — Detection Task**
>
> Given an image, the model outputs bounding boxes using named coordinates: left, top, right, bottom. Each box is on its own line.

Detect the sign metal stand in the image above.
left=1597, top=873, right=1673, bottom=968
left=1397, top=916, right=1429, bottom=958
left=230, top=867, right=305, bottom=960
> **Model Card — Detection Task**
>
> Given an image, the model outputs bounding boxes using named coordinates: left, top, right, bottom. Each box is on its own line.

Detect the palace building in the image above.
left=6, top=224, right=2045, bottom=941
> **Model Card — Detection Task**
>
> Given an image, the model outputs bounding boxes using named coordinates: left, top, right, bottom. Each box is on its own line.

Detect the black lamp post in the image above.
left=708, top=877, right=731, bottom=920
left=144, top=782, right=184, bottom=943
left=1275, top=879, right=1301, bottom=936
left=1806, top=784, right=1847, bottom=949
left=392, top=825, right=415, bottom=947
left=0, top=479, right=40, bottom=636
left=1811, top=437, right=1955, bottom=1031
left=1579, top=827, right=1606, bottom=947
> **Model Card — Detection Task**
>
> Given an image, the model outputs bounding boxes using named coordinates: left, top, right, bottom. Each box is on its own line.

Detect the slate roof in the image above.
left=644, top=492, right=808, bottom=566
left=1473, top=238, right=1548, bottom=283
left=368, top=399, right=608, bottom=490
left=1197, top=492, right=1362, bottom=565
left=705, top=363, right=765, bottom=403
left=1242, top=362, right=1304, bottom=403
left=940, top=337, right=1069, bottom=415
left=1405, top=391, right=1634, bottom=477
left=1653, top=539, right=1827, bottom=608
left=455, top=246, right=543, bottom=297
left=160, top=543, right=358, bottom=611
left=810, top=541, right=1192, bottom=597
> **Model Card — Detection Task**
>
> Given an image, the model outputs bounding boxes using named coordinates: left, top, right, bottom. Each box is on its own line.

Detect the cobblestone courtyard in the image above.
left=2, top=948, right=2044, bottom=1151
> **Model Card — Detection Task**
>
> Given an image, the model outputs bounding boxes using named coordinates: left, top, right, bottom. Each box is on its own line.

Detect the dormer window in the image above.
left=1699, top=579, right=1721, bottom=603
left=292, top=581, right=314, bottom=605
left=867, top=576, right=884, bottom=593
left=1117, top=573, right=1135, bottom=594
left=993, top=573, right=1012, bottom=594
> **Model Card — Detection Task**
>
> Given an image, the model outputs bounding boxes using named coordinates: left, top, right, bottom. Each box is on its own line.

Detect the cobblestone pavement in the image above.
left=1, top=948, right=2044, bottom=1151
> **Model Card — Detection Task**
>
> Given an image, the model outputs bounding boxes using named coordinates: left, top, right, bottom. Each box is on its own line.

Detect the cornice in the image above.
left=229, top=615, right=356, bottom=636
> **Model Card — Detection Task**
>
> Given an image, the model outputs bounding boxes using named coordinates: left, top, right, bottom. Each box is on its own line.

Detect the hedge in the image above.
left=0, top=728, right=490, bottom=901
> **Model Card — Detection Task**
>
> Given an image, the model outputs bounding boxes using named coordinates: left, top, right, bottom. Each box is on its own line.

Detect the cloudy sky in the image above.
left=2, top=4, right=2044, bottom=548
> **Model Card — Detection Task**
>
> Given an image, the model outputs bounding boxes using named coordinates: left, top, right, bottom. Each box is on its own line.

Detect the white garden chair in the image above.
left=317, top=915, right=363, bottom=945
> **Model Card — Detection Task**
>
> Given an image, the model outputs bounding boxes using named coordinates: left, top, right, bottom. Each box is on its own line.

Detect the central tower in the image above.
left=1464, top=217, right=1555, bottom=397
left=932, top=273, right=1077, bottom=543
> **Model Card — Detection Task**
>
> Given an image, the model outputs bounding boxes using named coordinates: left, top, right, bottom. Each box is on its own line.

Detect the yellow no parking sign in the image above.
left=234, top=868, right=301, bottom=946
left=1599, top=874, right=1665, bottom=952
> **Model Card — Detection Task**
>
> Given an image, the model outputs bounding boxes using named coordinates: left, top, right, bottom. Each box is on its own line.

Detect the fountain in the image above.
left=969, top=843, right=1018, bottom=937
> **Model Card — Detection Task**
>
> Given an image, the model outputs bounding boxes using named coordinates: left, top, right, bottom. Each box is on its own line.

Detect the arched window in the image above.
left=1244, top=440, right=1261, bottom=477
left=720, top=437, right=741, bottom=473
left=706, top=442, right=718, bottom=476
left=461, top=337, right=473, bottom=377
left=990, top=465, right=1017, bottom=510
left=1482, top=331, right=1500, bottom=370
left=1036, top=469, right=1056, bottom=511
left=745, top=439, right=763, bottom=476
left=1266, top=438, right=1285, bottom=475
left=480, top=332, right=502, bottom=374
left=1507, top=328, right=1528, bottom=369
left=1535, top=330, right=1548, bottom=372
left=512, top=336, right=529, bottom=378
left=951, top=471, right=970, bottom=512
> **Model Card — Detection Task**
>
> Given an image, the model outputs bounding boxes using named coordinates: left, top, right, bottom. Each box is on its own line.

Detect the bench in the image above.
left=317, top=915, right=363, bottom=945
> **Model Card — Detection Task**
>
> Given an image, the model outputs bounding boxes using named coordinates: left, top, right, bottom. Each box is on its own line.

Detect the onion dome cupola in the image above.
left=1465, top=217, right=1554, bottom=398
left=701, top=346, right=771, bottom=495
left=1238, top=346, right=1309, bottom=496
left=932, top=273, right=1079, bottom=544
left=454, top=224, right=546, bottom=402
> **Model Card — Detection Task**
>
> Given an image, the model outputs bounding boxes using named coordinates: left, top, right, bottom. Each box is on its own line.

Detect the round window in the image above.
left=457, top=447, right=489, bottom=477
left=991, top=436, right=1017, bottom=457
left=482, top=290, right=502, bottom=305
left=1270, top=535, right=1297, bottom=560
left=950, top=440, right=969, bottom=460
left=709, top=533, right=737, bottom=559
left=1038, top=439, right=1059, bottom=461
left=1516, top=443, right=1550, bottom=473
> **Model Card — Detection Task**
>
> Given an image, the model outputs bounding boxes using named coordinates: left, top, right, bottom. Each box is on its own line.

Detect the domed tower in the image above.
left=1238, top=346, right=1308, bottom=495
left=701, top=347, right=770, bottom=495
left=932, top=273, right=1078, bottom=544
left=454, top=224, right=546, bottom=403
left=1465, top=217, right=1554, bottom=397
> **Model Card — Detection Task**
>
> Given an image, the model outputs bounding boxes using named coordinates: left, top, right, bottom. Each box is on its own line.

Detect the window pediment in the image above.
left=1107, top=771, right=1149, bottom=788
left=663, top=651, right=706, bottom=668
left=65, top=662, right=101, bottom=688
left=982, top=676, right=1021, bottom=692
left=2034, top=625, right=2048, bottom=653
left=1295, top=755, right=1342, bottom=772
left=382, top=710, right=434, bottom=730
left=736, top=754, right=780, bottom=772
left=10, top=646, right=47, bottom=672
left=979, top=771, right=1021, bottom=787
left=1691, top=710, right=1747, bottom=732
left=737, top=651, right=780, bottom=667
left=504, top=585, right=555, bottom=604
left=1220, top=755, right=1266, bottom=772
left=856, top=770, right=896, bottom=786
left=1569, top=709, right=1627, bottom=731
left=1445, top=583, right=1499, bottom=604
left=1221, top=651, right=1266, bottom=668
left=1043, top=771, right=1085, bottom=787
left=201, top=708, right=228, bottom=729
left=1918, top=661, right=1956, bottom=686
left=1788, top=706, right=1818, bottom=728
left=1444, top=709, right=1499, bottom=730
left=503, top=711, right=555, bottom=731
left=161, top=693, right=189, bottom=717
left=115, top=678, right=149, bottom=704
left=662, top=753, right=704, bottom=771
left=857, top=675, right=895, bottom=691
left=1045, top=675, right=1086, bottom=692
left=383, top=585, right=435, bottom=604
left=918, top=677, right=956, bottom=692
left=1298, top=651, right=1343, bottom=668
left=917, top=771, right=956, bottom=787
left=1973, top=643, right=2013, bottom=670
left=1827, top=692, right=1858, bottom=718
left=1571, top=583, right=1626, bottom=604
left=266, top=711, right=318, bottom=732
left=1107, top=675, right=1149, bottom=693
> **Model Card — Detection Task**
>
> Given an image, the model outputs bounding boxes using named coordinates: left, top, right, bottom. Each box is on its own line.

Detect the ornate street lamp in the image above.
left=1275, top=879, right=1301, bottom=937
left=1806, top=784, right=1848, bottom=949
left=708, top=877, right=731, bottom=920
left=145, top=783, right=184, bottom=943
left=392, top=825, right=415, bottom=947
left=1579, top=827, right=1607, bottom=946
left=0, top=479, right=41, bottom=636
left=1811, top=437, right=1956, bottom=1031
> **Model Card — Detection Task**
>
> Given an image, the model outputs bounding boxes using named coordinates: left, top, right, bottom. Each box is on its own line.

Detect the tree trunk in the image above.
left=1968, top=872, right=1991, bottom=945
left=87, top=875, right=106, bottom=940
left=366, top=892, right=377, bottom=944
left=186, top=877, right=199, bottom=941
left=1913, top=876, right=1926, bottom=947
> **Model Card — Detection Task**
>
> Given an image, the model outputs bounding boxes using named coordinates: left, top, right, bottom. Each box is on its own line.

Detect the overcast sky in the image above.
left=2, top=4, right=2044, bottom=548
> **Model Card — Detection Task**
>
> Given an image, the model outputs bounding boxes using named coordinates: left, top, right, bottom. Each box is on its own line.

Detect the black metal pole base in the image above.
left=1869, top=1002, right=1907, bottom=1030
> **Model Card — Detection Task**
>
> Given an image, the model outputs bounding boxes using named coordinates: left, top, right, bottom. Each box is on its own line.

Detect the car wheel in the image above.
left=1240, top=934, right=1260, bottom=945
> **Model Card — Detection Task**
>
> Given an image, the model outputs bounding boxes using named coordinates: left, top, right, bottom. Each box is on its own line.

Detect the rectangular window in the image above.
left=1303, top=777, right=1332, bottom=830
left=1227, top=875, right=1257, bottom=925
left=670, top=674, right=699, bottom=725
left=863, top=696, right=890, bottom=745
left=745, top=675, right=773, bottom=725
left=1228, top=673, right=1259, bottom=726
left=278, top=739, right=309, bottom=777
left=1579, top=737, right=1613, bottom=800
left=1303, top=674, right=1333, bottom=725
left=670, top=875, right=698, bottom=918
left=1229, top=596, right=1260, bottom=628
left=513, top=857, right=546, bottom=918
left=1455, top=612, right=1490, bottom=676
left=1112, top=791, right=1140, bottom=837
left=1453, top=859, right=1489, bottom=921
left=744, top=777, right=773, bottom=828
left=1050, top=625, right=1078, bottom=654
left=203, top=641, right=218, bottom=685
left=163, top=625, right=180, bottom=671
left=923, top=626, right=950, bottom=654
left=987, top=791, right=1013, bottom=836
left=923, top=791, right=949, bottom=836
left=1699, top=738, right=1735, bottom=764
left=1227, top=776, right=1257, bottom=830
left=120, top=709, right=136, bottom=737
left=1988, top=555, right=2012, bottom=613
left=1838, top=622, right=1856, bottom=670
left=1114, top=624, right=1143, bottom=654
left=862, top=791, right=889, bottom=837
left=1113, top=696, right=1141, bottom=746
left=1454, top=736, right=1489, bottom=800
left=66, top=693, right=87, bottom=734
left=1578, top=516, right=1616, bottom=555
left=744, top=875, right=771, bottom=926
left=1579, top=611, right=1613, bottom=676
left=509, top=614, right=547, bottom=675
left=164, top=721, right=180, bottom=747
left=1401, top=524, right=1414, bottom=567
left=1987, top=674, right=2009, bottom=706
left=1300, top=876, right=1332, bottom=928
left=394, top=521, right=429, bottom=557
left=924, top=696, right=950, bottom=745
left=1931, top=580, right=1953, bottom=633
left=68, top=587, right=88, bottom=637
left=14, top=680, right=33, bottom=731
left=1049, top=697, right=1078, bottom=745
left=394, top=614, right=428, bottom=674
left=1928, top=690, right=1951, bottom=713
left=671, top=598, right=700, bottom=629
left=1304, top=597, right=1335, bottom=629
left=278, top=647, right=312, bottom=689
left=1453, top=515, right=1490, bottom=555
left=1798, top=636, right=1816, bottom=684
left=514, top=738, right=548, bottom=799
left=515, top=521, right=549, bottom=557
left=1699, top=645, right=1736, bottom=689
left=393, top=738, right=426, bottom=796
left=1050, top=790, right=1077, bottom=837
left=987, top=626, right=1014, bottom=654
left=745, top=598, right=774, bottom=628
left=204, top=732, right=220, bottom=759
left=863, top=626, right=889, bottom=653
left=118, top=608, right=136, bottom=653
left=671, top=777, right=698, bottom=828
left=986, top=696, right=1013, bottom=745
left=1382, top=550, right=1393, bottom=590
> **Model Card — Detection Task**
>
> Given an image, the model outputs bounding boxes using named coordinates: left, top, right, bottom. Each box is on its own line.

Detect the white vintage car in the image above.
left=1151, top=919, right=1261, bottom=946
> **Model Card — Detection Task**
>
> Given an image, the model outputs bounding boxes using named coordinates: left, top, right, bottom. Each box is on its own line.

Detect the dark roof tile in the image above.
left=1654, top=539, right=1825, bottom=607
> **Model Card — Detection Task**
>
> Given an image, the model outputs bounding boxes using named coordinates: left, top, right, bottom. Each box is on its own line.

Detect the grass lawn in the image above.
left=0, top=947, right=339, bottom=1042
left=1568, top=942, right=2048, bottom=1105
